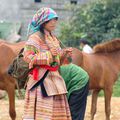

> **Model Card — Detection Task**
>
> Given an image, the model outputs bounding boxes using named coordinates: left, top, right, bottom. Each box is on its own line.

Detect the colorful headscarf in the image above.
left=27, top=7, right=58, bottom=36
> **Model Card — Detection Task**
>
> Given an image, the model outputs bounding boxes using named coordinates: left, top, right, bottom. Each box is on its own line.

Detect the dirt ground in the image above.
left=0, top=96, right=120, bottom=120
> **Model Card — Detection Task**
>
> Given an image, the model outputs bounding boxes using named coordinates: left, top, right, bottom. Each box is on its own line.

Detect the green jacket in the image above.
left=60, top=63, right=89, bottom=99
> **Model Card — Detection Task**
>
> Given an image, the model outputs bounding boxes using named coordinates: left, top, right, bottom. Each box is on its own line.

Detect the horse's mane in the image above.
left=93, top=38, right=120, bottom=53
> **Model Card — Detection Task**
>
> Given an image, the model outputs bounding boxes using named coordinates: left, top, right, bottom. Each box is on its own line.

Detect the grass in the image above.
left=99, top=76, right=120, bottom=97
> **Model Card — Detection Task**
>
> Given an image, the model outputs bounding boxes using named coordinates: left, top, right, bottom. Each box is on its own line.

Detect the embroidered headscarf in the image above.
left=27, top=7, right=58, bottom=36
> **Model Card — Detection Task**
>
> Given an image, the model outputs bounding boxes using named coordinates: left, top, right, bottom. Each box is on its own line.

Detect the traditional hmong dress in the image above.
left=22, top=32, right=71, bottom=120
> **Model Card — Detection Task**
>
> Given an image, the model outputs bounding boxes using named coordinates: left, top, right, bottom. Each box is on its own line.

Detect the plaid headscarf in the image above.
left=27, top=7, right=58, bottom=36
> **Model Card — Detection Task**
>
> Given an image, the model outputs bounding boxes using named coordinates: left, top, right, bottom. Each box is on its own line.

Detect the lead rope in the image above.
left=57, top=38, right=72, bottom=65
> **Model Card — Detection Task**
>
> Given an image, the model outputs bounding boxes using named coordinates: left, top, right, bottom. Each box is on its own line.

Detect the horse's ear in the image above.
left=19, top=48, right=24, bottom=54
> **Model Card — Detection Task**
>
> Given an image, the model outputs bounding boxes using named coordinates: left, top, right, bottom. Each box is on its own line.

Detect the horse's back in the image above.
left=0, top=39, right=6, bottom=44
left=0, top=41, right=25, bottom=73
left=0, top=44, right=15, bottom=73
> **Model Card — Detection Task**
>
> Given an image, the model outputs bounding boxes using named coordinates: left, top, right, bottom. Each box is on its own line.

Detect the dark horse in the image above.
left=72, top=38, right=120, bottom=120
left=0, top=39, right=120, bottom=120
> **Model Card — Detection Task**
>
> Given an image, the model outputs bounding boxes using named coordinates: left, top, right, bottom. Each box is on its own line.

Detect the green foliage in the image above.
left=112, top=75, right=120, bottom=97
left=59, top=0, right=120, bottom=47
left=0, top=21, right=21, bottom=39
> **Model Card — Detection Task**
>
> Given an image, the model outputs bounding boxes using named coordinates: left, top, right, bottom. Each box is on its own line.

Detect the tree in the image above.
left=59, top=0, right=120, bottom=47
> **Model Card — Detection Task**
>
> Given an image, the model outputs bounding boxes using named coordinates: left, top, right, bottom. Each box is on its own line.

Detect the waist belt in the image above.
left=30, top=65, right=59, bottom=80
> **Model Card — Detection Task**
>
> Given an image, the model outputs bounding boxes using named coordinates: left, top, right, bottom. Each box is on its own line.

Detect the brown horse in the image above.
left=72, top=38, right=120, bottom=120
left=0, top=40, right=25, bottom=120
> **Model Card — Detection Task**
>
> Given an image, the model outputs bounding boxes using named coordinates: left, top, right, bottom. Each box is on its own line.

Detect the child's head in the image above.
left=79, top=39, right=90, bottom=49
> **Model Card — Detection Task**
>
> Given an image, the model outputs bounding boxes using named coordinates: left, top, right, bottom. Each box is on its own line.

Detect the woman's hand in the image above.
left=50, top=48, right=58, bottom=56
left=64, top=47, right=73, bottom=56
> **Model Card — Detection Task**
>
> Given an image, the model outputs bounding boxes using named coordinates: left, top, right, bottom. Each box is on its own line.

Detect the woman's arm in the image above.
left=23, top=45, right=53, bottom=68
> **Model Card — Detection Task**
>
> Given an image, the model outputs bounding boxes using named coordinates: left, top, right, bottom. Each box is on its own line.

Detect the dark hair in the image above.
left=39, top=17, right=58, bottom=34
left=40, top=25, right=44, bottom=34
left=79, top=39, right=90, bottom=45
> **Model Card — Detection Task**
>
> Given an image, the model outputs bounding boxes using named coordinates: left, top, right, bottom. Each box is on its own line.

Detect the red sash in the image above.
left=30, top=65, right=59, bottom=80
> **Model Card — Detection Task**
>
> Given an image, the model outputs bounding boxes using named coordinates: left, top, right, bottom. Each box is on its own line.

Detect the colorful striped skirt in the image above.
left=23, top=86, right=71, bottom=120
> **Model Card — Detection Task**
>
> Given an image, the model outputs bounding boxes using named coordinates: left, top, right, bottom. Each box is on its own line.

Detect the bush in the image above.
left=59, top=0, right=120, bottom=47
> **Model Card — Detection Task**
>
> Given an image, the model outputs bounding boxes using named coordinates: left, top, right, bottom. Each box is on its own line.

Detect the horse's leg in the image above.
left=90, top=89, right=100, bottom=120
left=6, top=82, right=16, bottom=120
left=104, top=87, right=112, bottom=120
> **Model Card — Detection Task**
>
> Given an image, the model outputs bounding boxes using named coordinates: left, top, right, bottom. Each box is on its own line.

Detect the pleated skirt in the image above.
left=22, top=86, right=71, bottom=120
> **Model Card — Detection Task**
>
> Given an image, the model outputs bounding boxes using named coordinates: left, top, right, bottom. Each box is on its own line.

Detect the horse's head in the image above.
left=72, top=48, right=83, bottom=66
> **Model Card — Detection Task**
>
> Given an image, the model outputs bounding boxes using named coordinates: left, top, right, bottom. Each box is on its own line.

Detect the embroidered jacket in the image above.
left=23, top=33, right=67, bottom=96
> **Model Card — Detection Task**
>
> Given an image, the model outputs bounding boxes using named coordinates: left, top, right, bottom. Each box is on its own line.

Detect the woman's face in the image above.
left=44, top=18, right=58, bottom=32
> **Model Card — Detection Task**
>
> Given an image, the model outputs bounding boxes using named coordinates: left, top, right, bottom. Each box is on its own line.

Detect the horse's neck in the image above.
left=81, top=53, right=91, bottom=69
left=111, top=51, right=120, bottom=70
left=9, top=43, right=25, bottom=55
left=12, top=47, right=22, bottom=55
left=72, top=48, right=84, bottom=66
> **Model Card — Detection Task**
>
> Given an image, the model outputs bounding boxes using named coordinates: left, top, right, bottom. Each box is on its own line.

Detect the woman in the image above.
left=22, top=7, right=72, bottom=120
